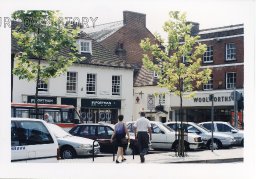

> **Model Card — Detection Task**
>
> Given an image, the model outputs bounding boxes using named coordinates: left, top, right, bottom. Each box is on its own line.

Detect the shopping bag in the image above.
left=125, top=143, right=132, bottom=155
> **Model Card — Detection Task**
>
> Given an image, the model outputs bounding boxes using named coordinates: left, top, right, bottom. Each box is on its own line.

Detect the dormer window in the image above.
left=78, top=39, right=92, bottom=54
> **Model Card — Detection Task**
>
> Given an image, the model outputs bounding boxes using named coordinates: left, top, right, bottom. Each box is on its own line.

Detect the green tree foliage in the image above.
left=12, top=10, right=80, bottom=82
left=140, top=11, right=212, bottom=156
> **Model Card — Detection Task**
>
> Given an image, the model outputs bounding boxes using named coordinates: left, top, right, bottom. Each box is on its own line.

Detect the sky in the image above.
left=60, top=0, right=252, bottom=40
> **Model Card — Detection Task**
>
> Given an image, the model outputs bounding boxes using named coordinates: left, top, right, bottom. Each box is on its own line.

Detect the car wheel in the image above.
left=207, top=139, right=222, bottom=150
left=241, top=139, right=244, bottom=147
left=61, top=146, right=76, bottom=159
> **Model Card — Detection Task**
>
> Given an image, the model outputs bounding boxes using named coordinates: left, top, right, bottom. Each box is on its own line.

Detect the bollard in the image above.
left=92, top=140, right=97, bottom=162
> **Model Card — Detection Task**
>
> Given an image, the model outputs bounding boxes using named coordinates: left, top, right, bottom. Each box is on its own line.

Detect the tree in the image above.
left=12, top=10, right=81, bottom=118
left=140, top=11, right=212, bottom=156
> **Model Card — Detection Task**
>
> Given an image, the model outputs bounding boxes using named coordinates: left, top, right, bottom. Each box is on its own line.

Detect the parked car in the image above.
left=69, top=123, right=138, bottom=153
left=198, top=121, right=244, bottom=146
left=47, top=123, right=100, bottom=159
left=11, top=118, right=59, bottom=162
left=165, top=121, right=235, bottom=149
left=126, top=121, right=204, bottom=151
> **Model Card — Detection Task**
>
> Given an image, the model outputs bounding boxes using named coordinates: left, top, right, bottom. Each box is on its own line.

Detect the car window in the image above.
left=11, top=122, right=19, bottom=146
left=167, top=124, right=176, bottom=130
left=151, top=124, right=161, bottom=134
left=18, top=121, right=54, bottom=145
left=80, top=125, right=90, bottom=137
left=217, top=123, right=232, bottom=132
left=202, top=123, right=214, bottom=132
left=187, top=125, right=200, bottom=133
left=90, top=126, right=97, bottom=135
left=106, top=126, right=114, bottom=136
left=69, top=126, right=81, bottom=135
left=98, top=126, right=106, bottom=136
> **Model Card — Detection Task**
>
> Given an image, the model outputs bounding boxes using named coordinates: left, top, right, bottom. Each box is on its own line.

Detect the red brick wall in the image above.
left=100, top=12, right=155, bottom=66
left=201, top=36, right=244, bottom=90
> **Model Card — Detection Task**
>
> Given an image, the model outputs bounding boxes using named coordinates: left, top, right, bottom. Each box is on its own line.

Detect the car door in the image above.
left=151, top=123, right=167, bottom=149
left=216, top=123, right=239, bottom=139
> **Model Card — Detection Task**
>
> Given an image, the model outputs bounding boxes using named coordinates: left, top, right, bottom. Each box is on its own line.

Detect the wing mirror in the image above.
left=231, top=129, right=238, bottom=133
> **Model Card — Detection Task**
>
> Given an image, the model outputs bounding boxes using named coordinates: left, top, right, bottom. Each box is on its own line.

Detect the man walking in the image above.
left=134, top=112, right=152, bottom=163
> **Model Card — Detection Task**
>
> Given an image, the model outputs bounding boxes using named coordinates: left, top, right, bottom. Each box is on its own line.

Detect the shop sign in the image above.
left=27, top=96, right=57, bottom=104
left=193, top=95, right=233, bottom=103
left=82, top=99, right=121, bottom=108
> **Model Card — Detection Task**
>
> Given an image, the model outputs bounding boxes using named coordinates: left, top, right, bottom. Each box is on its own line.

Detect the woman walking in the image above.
left=111, top=115, right=130, bottom=163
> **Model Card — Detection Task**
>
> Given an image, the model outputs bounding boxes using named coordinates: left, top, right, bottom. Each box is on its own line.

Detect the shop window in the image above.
left=226, top=72, right=236, bottom=89
left=112, top=75, right=121, bottom=95
left=226, top=43, right=236, bottom=61
left=86, top=73, right=96, bottom=95
left=66, top=72, right=77, bottom=93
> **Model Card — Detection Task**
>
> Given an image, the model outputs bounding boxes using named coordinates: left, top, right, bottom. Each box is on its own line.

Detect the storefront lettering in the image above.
left=91, top=101, right=112, bottom=106
left=193, top=96, right=233, bottom=103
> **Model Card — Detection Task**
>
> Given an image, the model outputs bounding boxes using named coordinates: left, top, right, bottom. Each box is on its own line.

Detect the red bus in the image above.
left=11, top=103, right=81, bottom=129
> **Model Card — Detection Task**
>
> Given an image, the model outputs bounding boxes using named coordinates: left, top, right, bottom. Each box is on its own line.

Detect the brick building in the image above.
left=134, top=24, right=244, bottom=125
left=84, top=11, right=156, bottom=76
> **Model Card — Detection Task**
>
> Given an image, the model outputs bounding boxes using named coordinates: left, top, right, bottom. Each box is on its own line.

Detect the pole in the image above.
left=210, top=94, right=214, bottom=152
left=234, top=89, right=238, bottom=128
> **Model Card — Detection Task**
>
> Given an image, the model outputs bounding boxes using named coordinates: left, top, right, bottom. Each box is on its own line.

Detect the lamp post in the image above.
left=209, top=94, right=214, bottom=152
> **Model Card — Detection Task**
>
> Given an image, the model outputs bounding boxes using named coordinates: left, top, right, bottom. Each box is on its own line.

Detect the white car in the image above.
left=126, top=121, right=204, bottom=151
left=47, top=123, right=100, bottom=159
left=165, top=121, right=235, bottom=149
left=198, top=121, right=244, bottom=146
left=11, top=118, right=59, bottom=163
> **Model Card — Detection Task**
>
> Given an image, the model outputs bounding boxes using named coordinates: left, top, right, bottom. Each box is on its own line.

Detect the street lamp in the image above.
left=209, top=94, right=214, bottom=152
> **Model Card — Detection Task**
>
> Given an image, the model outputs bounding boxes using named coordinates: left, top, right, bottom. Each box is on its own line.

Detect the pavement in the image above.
left=59, top=147, right=243, bottom=164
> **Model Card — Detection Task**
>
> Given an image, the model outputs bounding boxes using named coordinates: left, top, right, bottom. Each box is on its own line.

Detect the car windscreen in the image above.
left=162, top=123, right=175, bottom=132
left=194, top=123, right=211, bottom=133
left=48, top=124, right=71, bottom=138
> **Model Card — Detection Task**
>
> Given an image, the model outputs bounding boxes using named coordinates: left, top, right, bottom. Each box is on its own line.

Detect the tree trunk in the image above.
left=35, top=59, right=41, bottom=119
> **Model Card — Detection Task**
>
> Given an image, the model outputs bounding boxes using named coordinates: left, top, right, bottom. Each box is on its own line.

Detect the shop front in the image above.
left=170, top=90, right=243, bottom=124
left=80, top=98, right=121, bottom=124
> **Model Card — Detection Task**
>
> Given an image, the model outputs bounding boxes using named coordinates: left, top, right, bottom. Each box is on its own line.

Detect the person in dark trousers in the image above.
left=134, top=112, right=152, bottom=163
left=111, top=115, right=130, bottom=163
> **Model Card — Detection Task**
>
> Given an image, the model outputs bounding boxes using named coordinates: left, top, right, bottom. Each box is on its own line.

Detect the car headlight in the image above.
left=79, top=144, right=92, bottom=148
left=194, top=137, right=202, bottom=142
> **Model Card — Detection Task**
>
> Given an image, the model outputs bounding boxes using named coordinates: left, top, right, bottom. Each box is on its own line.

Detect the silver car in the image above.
left=47, top=123, right=100, bottom=159
left=165, top=121, right=235, bottom=150
left=199, top=121, right=244, bottom=146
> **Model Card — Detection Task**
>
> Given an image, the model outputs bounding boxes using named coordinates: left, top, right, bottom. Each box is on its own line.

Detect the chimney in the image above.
left=123, top=11, right=146, bottom=27
left=187, top=21, right=200, bottom=36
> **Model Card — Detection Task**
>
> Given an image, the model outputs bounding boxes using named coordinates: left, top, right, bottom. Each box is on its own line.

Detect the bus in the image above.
left=11, top=103, right=81, bottom=130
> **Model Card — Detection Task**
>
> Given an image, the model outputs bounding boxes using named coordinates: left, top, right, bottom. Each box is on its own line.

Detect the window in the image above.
left=86, top=74, right=96, bottom=94
left=226, top=43, right=236, bottom=61
left=203, top=74, right=213, bottom=90
left=78, top=40, right=92, bottom=54
left=217, top=123, right=232, bottom=132
left=151, top=124, right=162, bottom=134
left=203, top=46, right=213, bottom=63
left=226, top=72, right=236, bottom=89
left=66, top=72, right=77, bottom=93
left=201, top=123, right=215, bottom=132
left=159, top=94, right=165, bottom=105
left=38, top=80, right=48, bottom=91
left=182, top=55, right=187, bottom=64
left=112, top=75, right=121, bottom=95
left=15, top=121, right=54, bottom=146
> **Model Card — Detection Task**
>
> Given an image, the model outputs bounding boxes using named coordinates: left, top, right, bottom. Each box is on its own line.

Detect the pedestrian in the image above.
left=44, top=113, right=54, bottom=123
left=111, top=115, right=130, bottom=163
left=134, top=112, right=152, bottom=163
